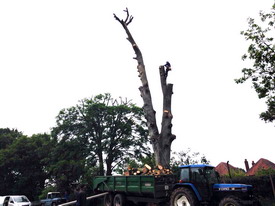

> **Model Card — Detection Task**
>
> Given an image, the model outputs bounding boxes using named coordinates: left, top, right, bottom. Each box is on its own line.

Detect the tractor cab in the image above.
left=179, top=164, right=219, bottom=183
left=178, top=164, right=218, bottom=202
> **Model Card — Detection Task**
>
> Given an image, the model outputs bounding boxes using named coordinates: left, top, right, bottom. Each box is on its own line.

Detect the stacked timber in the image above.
left=124, top=164, right=172, bottom=176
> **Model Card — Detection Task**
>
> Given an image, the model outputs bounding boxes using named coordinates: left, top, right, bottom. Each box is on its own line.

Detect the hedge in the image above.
left=221, top=175, right=275, bottom=199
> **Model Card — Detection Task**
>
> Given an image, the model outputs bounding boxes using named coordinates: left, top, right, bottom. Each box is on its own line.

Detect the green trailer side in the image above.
left=93, top=175, right=176, bottom=204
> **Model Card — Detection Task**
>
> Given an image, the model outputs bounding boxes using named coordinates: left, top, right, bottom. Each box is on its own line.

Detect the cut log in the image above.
left=124, top=171, right=130, bottom=176
left=157, top=164, right=164, bottom=170
left=123, top=164, right=172, bottom=176
left=144, top=164, right=152, bottom=170
left=142, top=167, right=149, bottom=174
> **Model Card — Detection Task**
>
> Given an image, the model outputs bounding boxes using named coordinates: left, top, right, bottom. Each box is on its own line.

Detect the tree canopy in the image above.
left=0, top=129, right=52, bottom=200
left=170, top=148, right=210, bottom=175
left=171, top=148, right=210, bottom=166
left=52, top=93, right=150, bottom=176
left=236, top=2, right=275, bottom=123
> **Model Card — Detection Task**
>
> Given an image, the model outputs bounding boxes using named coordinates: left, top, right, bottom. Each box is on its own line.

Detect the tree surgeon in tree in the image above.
left=114, top=8, right=176, bottom=168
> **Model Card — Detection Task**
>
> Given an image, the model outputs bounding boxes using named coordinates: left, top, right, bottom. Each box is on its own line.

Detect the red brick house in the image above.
left=246, top=158, right=275, bottom=176
left=215, top=162, right=243, bottom=176
left=215, top=158, right=275, bottom=176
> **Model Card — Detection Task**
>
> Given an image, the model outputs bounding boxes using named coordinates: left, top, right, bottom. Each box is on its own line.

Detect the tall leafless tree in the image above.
left=114, top=8, right=176, bottom=168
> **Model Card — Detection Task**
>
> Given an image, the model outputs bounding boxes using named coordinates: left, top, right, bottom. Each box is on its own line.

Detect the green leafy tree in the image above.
left=0, top=128, right=22, bottom=150
left=236, top=2, right=275, bottom=123
left=0, top=131, right=52, bottom=200
left=46, top=137, right=89, bottom=193
left=0, top=128, right=23, bottom=195
left=52, top=93, right=149, bottom=176
left=221, top=168, right=246, bottom=178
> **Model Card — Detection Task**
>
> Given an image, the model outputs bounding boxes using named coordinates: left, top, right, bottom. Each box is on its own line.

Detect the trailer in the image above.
left=93, top=175, right=175, bottom=205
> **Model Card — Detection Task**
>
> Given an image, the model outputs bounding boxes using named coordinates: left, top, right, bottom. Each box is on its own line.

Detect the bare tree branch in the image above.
left=114, top=9, right=175, bottom=167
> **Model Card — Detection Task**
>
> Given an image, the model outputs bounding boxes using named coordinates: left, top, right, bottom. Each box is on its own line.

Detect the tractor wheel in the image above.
left=103, top=193, right=114, bottom=206
left=113, top=194, right=126, bottom=206
left=218, top=196, right=242, bottom=206
left=170, top=187, right=198, bottom=206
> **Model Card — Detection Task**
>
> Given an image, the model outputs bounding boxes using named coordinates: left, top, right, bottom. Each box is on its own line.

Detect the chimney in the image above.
left=244, top=159, right=250, bottom=172
left=252, top=161, right=255, bottom=166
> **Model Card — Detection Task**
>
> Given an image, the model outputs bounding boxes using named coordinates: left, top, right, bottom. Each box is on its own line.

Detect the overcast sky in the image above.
left=1, top=0, right=274, bottom=170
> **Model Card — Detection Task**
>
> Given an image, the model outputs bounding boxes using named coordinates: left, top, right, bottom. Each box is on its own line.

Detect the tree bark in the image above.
left=158, top=66, right=176, bottom=166
left=97, top=147, right=104, bottom=175
left=114, top=9, right=175, bottom=168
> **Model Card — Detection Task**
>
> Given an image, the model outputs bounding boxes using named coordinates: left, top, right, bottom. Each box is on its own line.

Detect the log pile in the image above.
left=124, top=164, right=172, bottom=176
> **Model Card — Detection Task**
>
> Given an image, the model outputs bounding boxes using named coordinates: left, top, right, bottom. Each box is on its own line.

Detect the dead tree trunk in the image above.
left=114, top=9, right=176, bottom=168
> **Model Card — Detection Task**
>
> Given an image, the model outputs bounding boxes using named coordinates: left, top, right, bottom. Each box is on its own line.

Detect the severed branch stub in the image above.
left=114, top=8, right=175, bottom=168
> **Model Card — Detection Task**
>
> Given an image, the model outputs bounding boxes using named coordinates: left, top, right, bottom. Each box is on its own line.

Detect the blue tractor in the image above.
left=170, top=165, right=260, bottom=206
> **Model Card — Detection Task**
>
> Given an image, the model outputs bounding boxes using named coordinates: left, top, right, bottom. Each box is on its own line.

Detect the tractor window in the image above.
left=191, top=168, right=205, bottom=183
left=180, top=168, right=189, bottom=182
left=205, top=167, right=219, bottom=184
